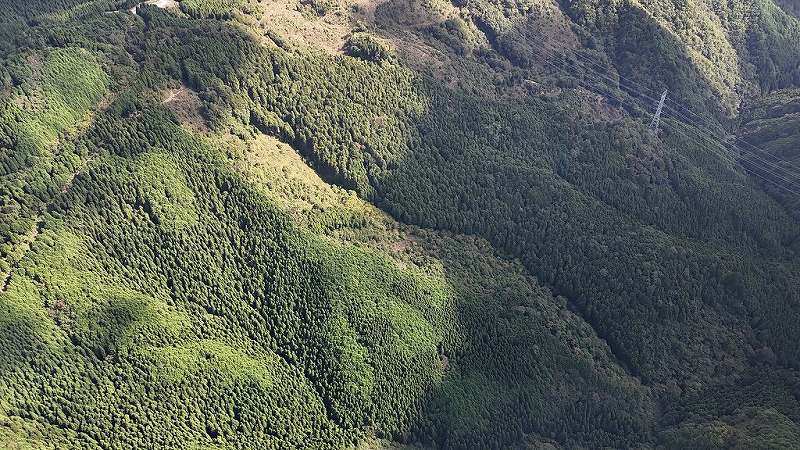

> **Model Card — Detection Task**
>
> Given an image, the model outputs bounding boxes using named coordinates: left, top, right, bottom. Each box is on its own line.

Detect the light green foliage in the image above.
left=142, top=2, right=800, bottom=446
left=180, top=0, right=245, bottom=18
left=557, top=0, right=800, bottom=111
left=0, top=12, right=657, bottom=447
left=422, top=0, right=800, bottom=119
left=0, top=46, right=108, bottom=269
left=134, top=6, right=424, bottom=194
left=235, top=130, right=656, bottom=448
left=0, top=113, right=449, bottom=447
left=0, top=1, right=799, bottom=449
left=131, top=152, right=199, bottom=229
left=6, top=48, right=108, bottom=153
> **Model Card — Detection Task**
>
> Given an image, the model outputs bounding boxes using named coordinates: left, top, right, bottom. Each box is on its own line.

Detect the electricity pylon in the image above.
left=650, top=90, right=668, bottom=132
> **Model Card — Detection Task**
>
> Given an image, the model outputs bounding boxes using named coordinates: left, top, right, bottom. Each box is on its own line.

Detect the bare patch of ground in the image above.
left=253, top=0, right=451, bottom=55
left=129, top=0, right=178, bottom=14
left=146, top=0, right=179, bottom=8
left=389, top=238, right=413, bottom=253
left=162, top=88, right=180, bottom=104
left=161, top=86, right=208, bottom=131
left=258, top=0, right=362, bottom=54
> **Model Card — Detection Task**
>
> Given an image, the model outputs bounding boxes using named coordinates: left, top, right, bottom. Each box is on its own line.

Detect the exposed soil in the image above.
left=161, top=86, right=208, bottom=131
left=259, top=0, right=359, bottom=54
left=145, top=0, right=178, bottom=8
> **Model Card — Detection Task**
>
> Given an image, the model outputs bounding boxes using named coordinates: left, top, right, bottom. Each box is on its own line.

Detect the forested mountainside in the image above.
left=739, top=88, right=800, bottom=212
left=1, top=0, right=800, bottom=449
left=777, top=0, right=800, bottom=18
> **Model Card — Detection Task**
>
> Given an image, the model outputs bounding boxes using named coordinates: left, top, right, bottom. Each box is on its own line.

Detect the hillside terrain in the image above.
left=777, top=0, right=800, bottom=18
left=1, top=0, right=800, bottom=449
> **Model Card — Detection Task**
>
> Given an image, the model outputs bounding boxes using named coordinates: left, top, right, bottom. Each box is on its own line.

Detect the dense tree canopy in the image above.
left=1, top=0, right=800, bottom=448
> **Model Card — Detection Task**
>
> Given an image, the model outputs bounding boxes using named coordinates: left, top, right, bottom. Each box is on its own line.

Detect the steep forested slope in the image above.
left=1, top=0, right=800, bottom=449
left=777, top=0, right=800, bottom=18
left=739, top=88, right=800, bottom=213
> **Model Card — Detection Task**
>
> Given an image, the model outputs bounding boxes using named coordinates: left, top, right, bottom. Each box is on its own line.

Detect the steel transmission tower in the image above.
left=650, top=90, right=668, bottom=132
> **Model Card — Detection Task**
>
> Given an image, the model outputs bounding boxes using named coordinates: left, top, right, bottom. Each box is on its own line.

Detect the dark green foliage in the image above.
left=0, top=96, right=653, bottom=449
left=300, top=0, right=336, bottom=17
left=0, top=46, right=109, bottom=272
left=2, top=104, right=445, bottom=448
left=745, top=2, right=800, bottom=93
left=180, top=0, right=246, bottom=19
left=429, top=0, right=800, bottom=123
left=738, top=88, right=800, bottom=213
left=345, top=33, right=395, bottom=63
left=265, top=30, right=288, bottom=49
left=776, top=0, right=800, bottom=17
left=59, top=4, right=800, bottom=446
left=2, top=1, right=800, bottom=449
left=0, top=0, right=106, bottom=22
left=118, top=3, right=800, bottom=445
left=0, top=6, right=661, bottom=449
left=368, top=83, right=800, bottom=388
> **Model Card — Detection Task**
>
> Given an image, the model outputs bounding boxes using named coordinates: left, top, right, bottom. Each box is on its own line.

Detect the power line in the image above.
left=656, top=98, right=800, bottom=179
left=663, top=118, right=800, bottom=196
left=534, top=40, right=800, bottom=178
left=530, top=40, right=800, bottom=178
left=660, top=111, right=800, bottom=188
left=524, top=42, right=800, bottom=194
left=524, top=44, right=800, bottom=196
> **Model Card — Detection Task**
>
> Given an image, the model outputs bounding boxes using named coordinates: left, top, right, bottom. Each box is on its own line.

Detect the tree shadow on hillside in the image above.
left=406, top=231, right=657, bottom=448
left=29, top=4, right=800, bottom=448
left=365, top=5, right=800, bottom=444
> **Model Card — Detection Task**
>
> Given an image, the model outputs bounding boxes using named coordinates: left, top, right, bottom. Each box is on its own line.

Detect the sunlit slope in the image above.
left=0, top=47, right=108, bottom=280
left=145, top=3, right=800, bottom=387
left=0, top=1, right=799, bottom=449
left=0, top=96, right=655, bottom=449
left=0, top=10, right=656, bottom=448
